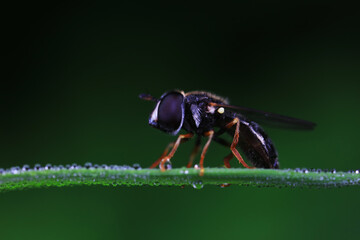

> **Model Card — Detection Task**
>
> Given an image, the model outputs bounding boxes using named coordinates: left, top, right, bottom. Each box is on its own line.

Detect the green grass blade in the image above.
left=0, top=164, right=359, bottom=192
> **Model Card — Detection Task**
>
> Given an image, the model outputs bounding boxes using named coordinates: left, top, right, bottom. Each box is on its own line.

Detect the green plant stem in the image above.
left=0, top=166, right=359, bottom=192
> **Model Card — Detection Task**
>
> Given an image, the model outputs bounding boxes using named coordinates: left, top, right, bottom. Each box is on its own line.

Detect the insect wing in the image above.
left=216, top=103, right=316, bottom=130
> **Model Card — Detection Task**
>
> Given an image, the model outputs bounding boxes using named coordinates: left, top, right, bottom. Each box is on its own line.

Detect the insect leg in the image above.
left=187, top=136, right=201, bottom=168
left=223, top=153, right=234, bottom=169
left=149, top=142, right=175, bottom=169
left=159, top=133, right=194, bottom=171
left=199, top=130, right=214, bottom=176
left=212, top=136, right=233, bottom=187
left=213, top=136, right=233, bottom=168
left=226, top=118, right=255, bottom=169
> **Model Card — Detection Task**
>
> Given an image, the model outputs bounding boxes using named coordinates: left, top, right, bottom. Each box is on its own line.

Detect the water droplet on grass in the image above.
left=34, top=164, right=41, bottom=170
left=22, top=165, right=30, bottom=171
left=132, top=164, right=141, bottom=170
left=70, top=163, right=78, bottom=169
left=45, top=164, right=52, bottom=170
left=84, top=162, right=92, bottom=169
left=10, top=166, right=20, bottom=174
left=164, top=161, right=172, bottom=170
left=153, top=182, right=160, bottom=186
left=192, top=181, right=203, bottom=189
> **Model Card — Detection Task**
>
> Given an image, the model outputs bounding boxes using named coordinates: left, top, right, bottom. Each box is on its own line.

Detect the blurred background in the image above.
left=1, top=1, right=359, bottom=239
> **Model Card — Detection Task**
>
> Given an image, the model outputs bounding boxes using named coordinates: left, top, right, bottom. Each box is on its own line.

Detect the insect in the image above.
left=139, top=90, right=315, bottom=176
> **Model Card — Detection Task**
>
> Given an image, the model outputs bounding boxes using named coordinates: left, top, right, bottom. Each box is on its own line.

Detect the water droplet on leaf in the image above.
left=192, top=181, right=204, bottom=189
left=34, top=164, right=41, bottom=170
left=22, top=165, right=30, bottom=171
left=164, top=161, right=172, bottom=170
left=132, top=164, right=141, bottom=170
left=84, top=162, right=92, bottom=169
left=45, top=164, right=52, bottom=170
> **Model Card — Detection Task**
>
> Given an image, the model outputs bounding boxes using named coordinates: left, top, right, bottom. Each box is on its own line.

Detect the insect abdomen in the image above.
left=224, top=113, right=279, bottom=169
left=240, top=119, right=279, bottom=168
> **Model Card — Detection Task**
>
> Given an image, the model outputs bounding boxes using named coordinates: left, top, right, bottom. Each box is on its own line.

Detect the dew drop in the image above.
left=45, top=164, right=52, bottom=170
left=120, top=165, right=132, bottom=170
left=22, top=165, right=30, bottom=171
left=71, top=163, right=78, bottom=169
left=164, top=161, right=172, bottom=170
left=34, top=164, right=41, bottom=170
left=132, top=164, right=141, bottom=170
left=192, top=181, right=204, bottom=189
left=180, top=169, right=189, bottom=175
left=150, top=181, right=160, bottom=186
left=10, top=166, right=20, bottom=174
left=84, top=162, right=92, bottom=169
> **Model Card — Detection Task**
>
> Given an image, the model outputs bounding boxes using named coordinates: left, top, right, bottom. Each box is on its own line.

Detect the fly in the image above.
left=139, top=90, right=316, bottom=176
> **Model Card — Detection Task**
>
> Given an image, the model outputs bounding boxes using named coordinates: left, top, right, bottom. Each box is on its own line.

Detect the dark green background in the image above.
left=1, top=2, right=359, bottom=239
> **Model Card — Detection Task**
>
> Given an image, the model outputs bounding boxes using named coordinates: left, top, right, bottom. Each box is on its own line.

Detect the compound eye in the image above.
left=158, top=92, right=184, bottom=132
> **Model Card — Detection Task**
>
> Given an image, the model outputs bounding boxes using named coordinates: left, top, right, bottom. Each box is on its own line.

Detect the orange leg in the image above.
left=220, top=152, right=234, bottom=187
left=149, top=142, right=175, bottom=169
left=159, top=133, right=194, bottom=171
left=187, top=137, right=201, bottom=168
left=223, top=152, right=233, bottom=168
left=226, top=118, right=255, bottom=169
left=199, top=130, right=214, bottom=176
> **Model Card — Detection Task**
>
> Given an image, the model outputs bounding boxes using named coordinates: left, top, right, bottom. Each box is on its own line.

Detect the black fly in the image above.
left=140, top=90, right=315, bottom=176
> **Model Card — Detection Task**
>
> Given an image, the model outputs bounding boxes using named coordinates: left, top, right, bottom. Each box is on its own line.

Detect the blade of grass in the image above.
left=0, top=164, right=359, bottom=192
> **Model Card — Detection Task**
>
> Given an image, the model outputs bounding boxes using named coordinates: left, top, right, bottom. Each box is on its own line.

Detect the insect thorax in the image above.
left=183, top=94, right=225, bottom=134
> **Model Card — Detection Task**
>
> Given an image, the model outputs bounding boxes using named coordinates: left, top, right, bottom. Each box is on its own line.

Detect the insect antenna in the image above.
left=139, top=93, right=158, bottom=102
